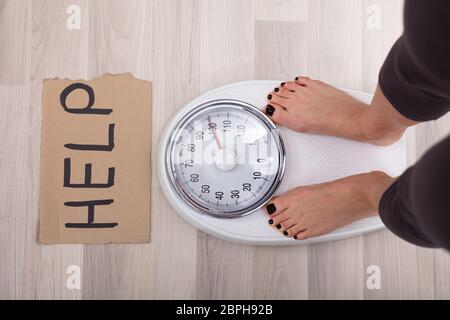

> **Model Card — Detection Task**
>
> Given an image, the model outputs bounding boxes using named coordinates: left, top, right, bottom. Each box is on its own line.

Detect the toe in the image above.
left=285, top=224, right=307, bottom=238
left=271, top=210, right=289, bottom=226
left=294, top=230, right=311, bottom=240
left=282, top=81, right=302, bottom=92
left=276, top=86, right=293, bottom=97
left=265, top=203, right=277, bottom=216
left=271, top=87, right=290, bottom=98
left=264, top=193, right=290, bottom=217
left=265, top=102, right=289, bottom=125
left=295, top=76, right=310, bottom=86
left=267, top=93, right=286, bottom=106
left=279, top=219, right=296, bottom=235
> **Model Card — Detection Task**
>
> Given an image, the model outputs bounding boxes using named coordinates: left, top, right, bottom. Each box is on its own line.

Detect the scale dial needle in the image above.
left=208, top=115, right=223, bottom=150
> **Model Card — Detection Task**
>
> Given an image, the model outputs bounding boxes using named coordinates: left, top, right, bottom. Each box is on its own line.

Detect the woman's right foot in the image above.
left=265, top=77, right=399, bottom=145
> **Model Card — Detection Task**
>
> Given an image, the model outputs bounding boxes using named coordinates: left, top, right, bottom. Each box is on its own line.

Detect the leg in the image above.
left=380, top=134, right=450, bottom=250
left=265, top=78, right=417, bottom=146
left=266, top=134, right=450, bottom=250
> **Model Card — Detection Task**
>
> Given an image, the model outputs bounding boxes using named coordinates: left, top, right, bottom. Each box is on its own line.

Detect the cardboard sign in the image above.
left=38, top=73, right=152, bottom=244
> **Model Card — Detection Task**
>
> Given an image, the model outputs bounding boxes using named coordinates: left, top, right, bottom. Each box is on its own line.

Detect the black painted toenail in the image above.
left=283, top=231, right=288, bottom=236
left=267, top=94, right=272, bottom=100
left=276, top=224, right=281, bottom=229
left=294, top=235, right=298, bottom=240
left=281, top=82, right=285, bottom=87
left=266, top=203, right=276, bottom=214
left=266, top=105, right=275, bottom=116
left=268, top=219, right=273, bottom=225
left=295, top=77, right=299, bottom=80
left=274, top=87, right=279, bottom=92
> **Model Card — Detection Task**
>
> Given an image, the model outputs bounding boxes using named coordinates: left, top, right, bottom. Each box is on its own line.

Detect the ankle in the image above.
left=357, top=171, right=395, bottom=214
left=359, top=108, right=405, bottom=146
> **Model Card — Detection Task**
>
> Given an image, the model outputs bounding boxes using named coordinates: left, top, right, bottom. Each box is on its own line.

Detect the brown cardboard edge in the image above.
left=39, top=237, right=151, bottom=245
left=147, top=82, right=153, bottom=244
left=37, top=73, right=153, bottom=245
left=36, top=79, right=49, bottom=244
left=41, top=72, right=144, bottom=84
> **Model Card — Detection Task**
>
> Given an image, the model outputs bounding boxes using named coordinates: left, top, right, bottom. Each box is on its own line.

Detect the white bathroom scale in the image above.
left=158, top=81, right=407, bottom=245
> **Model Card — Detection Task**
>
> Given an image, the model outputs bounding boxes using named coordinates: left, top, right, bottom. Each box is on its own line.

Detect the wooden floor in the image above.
left=0, top=0, right=449, bottom=299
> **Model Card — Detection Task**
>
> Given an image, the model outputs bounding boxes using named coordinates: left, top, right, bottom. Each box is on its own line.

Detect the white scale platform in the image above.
left=158, top=81, right=407, bottom=245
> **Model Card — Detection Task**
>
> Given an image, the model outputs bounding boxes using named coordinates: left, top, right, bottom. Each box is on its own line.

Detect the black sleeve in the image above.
left=379, top=0, right=450, bottom=121
left=379, top=135, right=450, bottom=251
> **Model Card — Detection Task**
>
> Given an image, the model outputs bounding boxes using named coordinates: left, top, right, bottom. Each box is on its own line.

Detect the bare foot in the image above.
left=265, top=77, right=389, bottom=144
left=266, top=171, right=394, bottom=240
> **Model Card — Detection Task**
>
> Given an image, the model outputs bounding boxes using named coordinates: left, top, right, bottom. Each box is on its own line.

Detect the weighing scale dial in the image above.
left=166, top=99, right=285, bottom=218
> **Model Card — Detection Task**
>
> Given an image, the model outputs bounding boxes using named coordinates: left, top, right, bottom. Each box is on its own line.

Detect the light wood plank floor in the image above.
left=0, top=0, right=449, bottom=299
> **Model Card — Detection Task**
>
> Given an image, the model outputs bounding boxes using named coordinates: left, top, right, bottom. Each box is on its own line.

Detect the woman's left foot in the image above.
left=265, top=77, right=371, bottom=142
left=266, top=172, right=394, bottom=240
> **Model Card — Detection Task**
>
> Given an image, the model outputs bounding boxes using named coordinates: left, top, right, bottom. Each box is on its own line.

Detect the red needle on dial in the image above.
left=208, top=115, right=223, bottom=150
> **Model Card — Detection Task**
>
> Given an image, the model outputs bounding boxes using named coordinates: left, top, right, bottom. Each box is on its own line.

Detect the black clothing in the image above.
left=378, top=0, right=450, bottom=250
